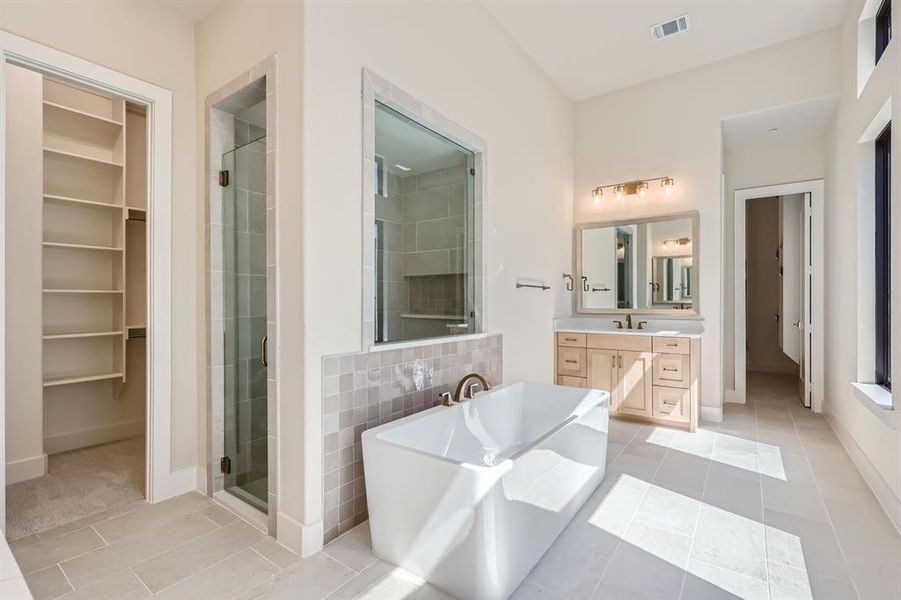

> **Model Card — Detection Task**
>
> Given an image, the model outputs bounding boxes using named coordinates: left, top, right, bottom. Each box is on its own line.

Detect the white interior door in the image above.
left=801, top=192, right=812, bottom=408
left=780, top=194, right=803, bottom=364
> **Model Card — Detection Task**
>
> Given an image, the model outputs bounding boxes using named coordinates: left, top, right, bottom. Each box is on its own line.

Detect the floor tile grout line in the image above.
left=752, top=386, right=774, bottom=600
left=248, top=545, right=284, bottom=571
left=319, top=547, right=364, bottom=574
left=129, top=565, right=154, bottom=595
left=150, top=541, right=264, bottom=596
left=783, top=384, right=862, bottom=600
left=588, top=423, right=670, bottom=598
left=676, top=423, right=714, bottom=600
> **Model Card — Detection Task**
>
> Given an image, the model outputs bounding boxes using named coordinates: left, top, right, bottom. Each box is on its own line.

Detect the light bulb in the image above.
left=661, top=177, right=674, bottom=196
left=615, top=185, right=624, bottom=201
left=637, top=181, right=648, bottom=199
left=592, top=188, right=602, bottom=204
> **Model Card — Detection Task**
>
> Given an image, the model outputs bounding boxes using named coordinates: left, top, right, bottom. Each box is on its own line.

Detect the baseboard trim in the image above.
left=700, top=405, right=723, bottom=423
left=824, top=409, right=901, bottom=535
left=44, top=419, right=145, bottom=455
left=277, top=511, right=323, bottom=556
left=6, top=453, right=48, bottom=484
left=725, top=389, right=744, bottom=404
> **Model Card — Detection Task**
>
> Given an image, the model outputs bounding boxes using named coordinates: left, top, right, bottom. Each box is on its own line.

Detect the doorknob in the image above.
left=793, top=320, right=803, bottom=331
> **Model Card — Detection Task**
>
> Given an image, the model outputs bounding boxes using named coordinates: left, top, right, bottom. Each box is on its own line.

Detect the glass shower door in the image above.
left=221, top=137, right=268, bottom=512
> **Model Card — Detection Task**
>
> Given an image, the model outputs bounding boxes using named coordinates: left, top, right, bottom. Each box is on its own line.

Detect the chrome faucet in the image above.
left=438, top=373, right=491, bottom=406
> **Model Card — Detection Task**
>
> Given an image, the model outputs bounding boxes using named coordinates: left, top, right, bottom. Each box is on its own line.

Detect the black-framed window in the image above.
left=875, top=123, right=891, bottom=388
left=876, top=0, right=892, bottom=64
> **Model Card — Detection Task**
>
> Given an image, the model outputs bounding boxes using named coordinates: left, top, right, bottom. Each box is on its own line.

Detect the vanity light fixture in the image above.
left=662, top=237, right=691, bottom=247
left=637, top=181, right=649, bottom=199
left=591, top=176, right=674, bottom=202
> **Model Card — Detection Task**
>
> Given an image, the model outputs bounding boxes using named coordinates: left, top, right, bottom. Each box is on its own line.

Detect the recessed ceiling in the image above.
left=154, top=0, right=226, bottom=24
left=722, top=95, right=840, bottom=149
left=375, top=105, right=469, bottom=177
left=482, top=0, right=851, bottom=101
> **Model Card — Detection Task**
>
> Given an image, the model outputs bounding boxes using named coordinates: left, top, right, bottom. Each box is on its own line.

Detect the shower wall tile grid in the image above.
left=321, top=333, right=502, bottom=543
left=205, top=55, right=279, bottom=535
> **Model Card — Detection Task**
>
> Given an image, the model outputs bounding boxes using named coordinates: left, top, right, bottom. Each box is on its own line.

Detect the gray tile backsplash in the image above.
left=321, top=333, right=502, bottom=543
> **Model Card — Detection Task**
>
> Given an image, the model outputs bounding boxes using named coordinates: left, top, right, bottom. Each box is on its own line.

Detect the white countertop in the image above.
left=554, top=316, right=704, bottom=338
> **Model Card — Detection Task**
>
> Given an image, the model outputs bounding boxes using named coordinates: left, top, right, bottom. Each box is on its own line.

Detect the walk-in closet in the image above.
left=4, top=64, right=149, bottom=541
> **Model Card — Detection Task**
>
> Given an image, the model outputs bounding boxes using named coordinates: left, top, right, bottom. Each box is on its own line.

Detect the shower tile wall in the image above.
left=375, top=163, right=469, bottom=342
left=232, top=127, right=268, bottom=489
left=321, top=333, right=502, bottom=542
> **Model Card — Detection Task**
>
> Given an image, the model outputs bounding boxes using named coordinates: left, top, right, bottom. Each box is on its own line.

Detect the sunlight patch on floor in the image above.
left=588, top=473, right=811, bottom=600
left=643, top=426, right=787, bottom=481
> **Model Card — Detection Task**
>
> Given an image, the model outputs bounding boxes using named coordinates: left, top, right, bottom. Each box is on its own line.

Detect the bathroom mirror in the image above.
left=574, top=212, right=699, bottom=314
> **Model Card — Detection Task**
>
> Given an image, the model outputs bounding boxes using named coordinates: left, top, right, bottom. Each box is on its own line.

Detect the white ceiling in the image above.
left=482, top=0, right=852, bottom=101
left=375, top=105, right=468, bottom=176
left=154, top=0, right=226, bottom=24
left=722, top=95, right=840, bottom=149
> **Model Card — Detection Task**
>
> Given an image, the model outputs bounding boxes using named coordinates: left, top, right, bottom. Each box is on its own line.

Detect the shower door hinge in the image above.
left=218, top=170, right=229, bottom=187
left=220, top=456, right=231, bottom=475
left=469, top=167, right=476, bottom=176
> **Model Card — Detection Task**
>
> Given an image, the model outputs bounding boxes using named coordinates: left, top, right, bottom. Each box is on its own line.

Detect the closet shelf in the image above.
left=43, top=371, right=124, bottom=387
left=43, top=147, right=123, bottom=168
left=43, top=331, right=124, bottom=340
left=43, top=193, right=124, bottom=211
left=43, top=100, right=124, bottom=127
left=43, top=288, right=125, bottom=294
left=42, top=241, right=124, bottom=252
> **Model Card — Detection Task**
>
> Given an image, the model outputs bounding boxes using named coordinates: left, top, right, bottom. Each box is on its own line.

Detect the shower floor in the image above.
left=228, top=476, right=268, bottom=513
left=5, top=436, right=145, bottom=541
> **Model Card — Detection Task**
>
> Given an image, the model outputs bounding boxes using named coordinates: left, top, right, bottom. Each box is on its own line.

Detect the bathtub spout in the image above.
left=454, top=373, right=491, bottom=403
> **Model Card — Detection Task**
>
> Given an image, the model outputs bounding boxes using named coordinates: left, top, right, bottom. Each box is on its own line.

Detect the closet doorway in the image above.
left=0, top=32, right=176, bottom=538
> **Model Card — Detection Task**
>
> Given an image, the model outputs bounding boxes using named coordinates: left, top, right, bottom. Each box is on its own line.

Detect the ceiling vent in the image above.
left=651, top=14, right=689, bottom=40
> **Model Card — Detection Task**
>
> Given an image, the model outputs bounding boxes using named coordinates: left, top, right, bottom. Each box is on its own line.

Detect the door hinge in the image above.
left=219, top=170, right=229, bottom=187
left=220, top=456, right=231, bottom=475
left=469, top=167, right=476, bottom=176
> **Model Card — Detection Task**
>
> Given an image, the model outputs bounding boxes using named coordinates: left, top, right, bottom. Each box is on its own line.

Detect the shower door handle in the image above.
left=260, top=335, right=268, bottom=368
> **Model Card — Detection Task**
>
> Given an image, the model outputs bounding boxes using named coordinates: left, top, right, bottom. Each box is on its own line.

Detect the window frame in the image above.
left=876, top=0, right=892, bottom=64
left=875, top=123, right=891, bottom=389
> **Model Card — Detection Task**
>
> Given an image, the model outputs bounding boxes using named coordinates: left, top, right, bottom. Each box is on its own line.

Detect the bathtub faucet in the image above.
left=454, top=373, right=491, bottom=404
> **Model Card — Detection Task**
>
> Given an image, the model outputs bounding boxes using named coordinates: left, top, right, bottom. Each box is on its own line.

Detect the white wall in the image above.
left=3, top=64, right=44, bottom=483
left=0, top=2, right=197, bottom=472
left=574, top=28, right=841, bottom=419
left=824, top=1, right=901, bottom=528
left=302, top=0, right=573, bottom=552
left=194, top=0, right=305, bottom=550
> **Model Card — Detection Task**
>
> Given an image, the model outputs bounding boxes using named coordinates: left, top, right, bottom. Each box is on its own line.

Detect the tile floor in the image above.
left=9, top=372, right=901, bottom=599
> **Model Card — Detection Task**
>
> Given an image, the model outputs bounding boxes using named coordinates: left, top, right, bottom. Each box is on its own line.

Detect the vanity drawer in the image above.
left=557, top=347, right=587, bottom=377
left=653, top=353, right=690, bottom=388
left=587, top=333, right=652, bottom=352
left=653, top=336, right=691, bottom=355
left=557, top=375, right=588, bottom=388
left=557, top=332, right=587, bottom=347
left=653, top=386, right=690, bottom=424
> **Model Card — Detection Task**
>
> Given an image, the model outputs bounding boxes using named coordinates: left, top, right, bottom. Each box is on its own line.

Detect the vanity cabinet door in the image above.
left=617, top=351, right=654, bottom=418
left=587, top=349, right=619, bottom=409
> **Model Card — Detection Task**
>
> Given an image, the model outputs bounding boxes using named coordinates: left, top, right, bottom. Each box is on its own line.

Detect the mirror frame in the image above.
left=574, top=211, right=700, bottom=316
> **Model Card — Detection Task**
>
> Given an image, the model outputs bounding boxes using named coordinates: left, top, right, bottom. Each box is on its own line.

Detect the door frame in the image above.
left=732, top=179, right=824, bottom=411
left=0, top=32, right=179, bottom=532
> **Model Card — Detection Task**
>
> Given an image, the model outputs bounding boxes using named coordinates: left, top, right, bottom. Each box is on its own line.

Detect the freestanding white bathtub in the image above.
left=362, top=382, right=609, bottom=600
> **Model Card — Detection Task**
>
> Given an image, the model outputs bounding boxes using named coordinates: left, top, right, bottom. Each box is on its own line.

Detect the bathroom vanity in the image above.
left=555, top=318, right=701, bottom=431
